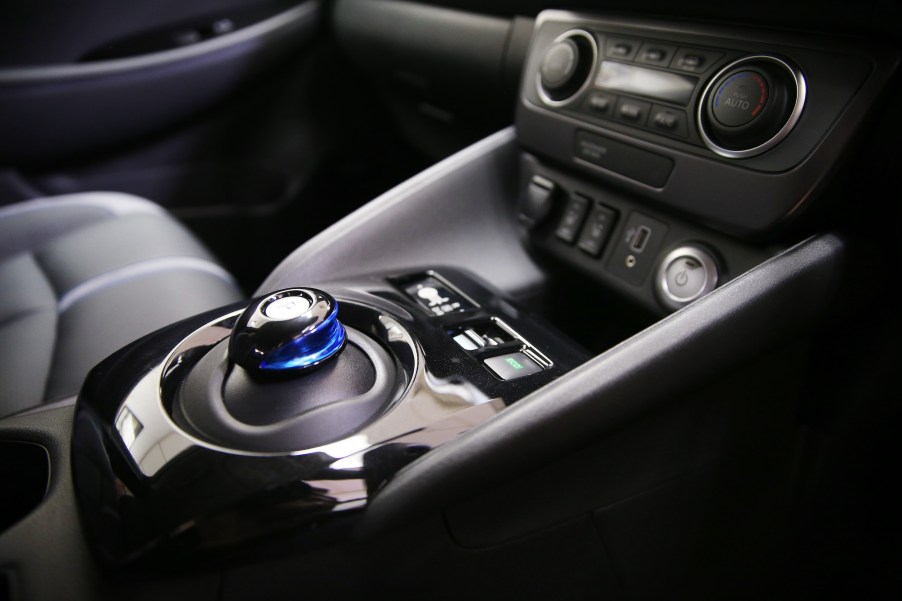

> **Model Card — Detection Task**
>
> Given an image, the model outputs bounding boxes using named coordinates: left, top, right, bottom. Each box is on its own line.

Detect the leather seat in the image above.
left=0, top=192, right=243, bottom=418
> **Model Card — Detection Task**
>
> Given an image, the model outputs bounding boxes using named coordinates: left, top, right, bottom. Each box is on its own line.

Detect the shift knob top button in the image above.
left=229, top=288, right=346, bottom=375
left=263, top=295, right=312, bottom=320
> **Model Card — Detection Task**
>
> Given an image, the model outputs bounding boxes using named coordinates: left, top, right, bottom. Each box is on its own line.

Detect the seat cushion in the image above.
left=0, top=192, right=243, bottom=417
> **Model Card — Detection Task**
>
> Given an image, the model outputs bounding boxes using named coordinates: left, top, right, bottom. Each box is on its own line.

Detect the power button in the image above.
left=656, top=246, right=719, bottom=310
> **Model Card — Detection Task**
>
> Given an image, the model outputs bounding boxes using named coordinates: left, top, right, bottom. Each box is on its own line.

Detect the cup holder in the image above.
left=0, top=441, right=50, bottom=534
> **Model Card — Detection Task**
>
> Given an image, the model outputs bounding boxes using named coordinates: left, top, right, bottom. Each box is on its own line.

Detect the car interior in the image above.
left=1, top=0, right=901, bottom=599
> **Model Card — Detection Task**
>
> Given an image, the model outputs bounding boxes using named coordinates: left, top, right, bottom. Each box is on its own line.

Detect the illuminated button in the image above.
left=484, top=352, right=543, bottom=380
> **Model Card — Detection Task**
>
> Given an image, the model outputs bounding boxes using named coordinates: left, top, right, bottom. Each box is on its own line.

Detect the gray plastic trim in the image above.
left=259, top=127, right=547, bottom=298
left=0, top=3, right=319, bottom=84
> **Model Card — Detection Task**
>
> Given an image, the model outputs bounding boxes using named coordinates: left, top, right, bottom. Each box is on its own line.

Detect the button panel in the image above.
left=556, top=31, right=733, bottom=144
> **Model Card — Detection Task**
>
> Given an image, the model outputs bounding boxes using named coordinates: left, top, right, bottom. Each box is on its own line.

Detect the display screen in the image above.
left=595, top=61, right=697, bottom=105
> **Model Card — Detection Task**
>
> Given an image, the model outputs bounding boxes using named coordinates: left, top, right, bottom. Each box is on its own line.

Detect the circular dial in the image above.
left=537, top=30, right=598, bottom=106
left=698, top=56, right=806, bottom=158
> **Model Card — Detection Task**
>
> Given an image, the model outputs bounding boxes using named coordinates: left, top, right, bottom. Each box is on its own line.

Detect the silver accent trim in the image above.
left=697, top=55, right=807, bottom=159
left=59, top=257, right=238, bottom=312
left=536, top=30, right=599, bottom=108
left=656, top=245, right=719, bottom=310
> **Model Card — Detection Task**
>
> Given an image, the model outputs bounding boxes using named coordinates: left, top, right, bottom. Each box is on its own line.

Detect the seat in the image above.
left=0, top=192, right=244, bottom=418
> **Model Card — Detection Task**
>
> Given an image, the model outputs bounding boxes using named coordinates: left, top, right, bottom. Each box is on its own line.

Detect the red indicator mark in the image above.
left=751, top=73, right=768, bottom=117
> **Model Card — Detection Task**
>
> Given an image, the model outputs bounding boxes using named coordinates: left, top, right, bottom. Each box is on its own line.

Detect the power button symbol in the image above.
left=657, top=246, right=719, bottom=310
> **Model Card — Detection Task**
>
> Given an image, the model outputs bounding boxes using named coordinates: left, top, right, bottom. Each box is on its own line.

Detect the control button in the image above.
left=403, top=275, right=476, bottom=316
left=607, top=212, right=669, bottom=286
left=665, top=257, right=708, bottom=299
left=577, top=203, right=618, bottom=257
left=555, top=193, right=591, bottom=243
left=520, top=175, right=556, bottom=228
left=700, top=56, right=803, bottom=157
left=670, top=48, right=723, bottom=73
left=538, top=30, right=598, bottom=105
left=540, top=39, right=579, bottom=91
left=585, top=91, right=616, bottom=116
left=615, top=97, right=651, bottom=125
left=484, top=352, right=543, bottom=380
left=712, top=70, right=768, bottom=127
left=656, top=246, right=719, bottom=310
left=605, top=37, right=639, bottom=61
left=209, top=18, right=236, bottom=36
left=453, top=332, right=480, bottom=351
left=649, top=105, right=689, bottom=137
left=636, top=42, right=677, bottom=67
left=263, top=295, right=312, bottom=320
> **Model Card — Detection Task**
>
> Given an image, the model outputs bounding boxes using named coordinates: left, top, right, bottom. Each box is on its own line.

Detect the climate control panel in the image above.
left=517, top=11, right=895, bottom=237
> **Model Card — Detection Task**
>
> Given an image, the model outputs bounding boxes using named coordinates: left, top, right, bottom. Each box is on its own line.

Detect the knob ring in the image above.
left=697, top=55, right=807, bottom=159
left=536, top=29, right=598, bottom=108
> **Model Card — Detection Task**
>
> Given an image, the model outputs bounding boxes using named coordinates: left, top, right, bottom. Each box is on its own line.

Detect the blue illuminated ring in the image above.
left=258, top=299, right=346, bottom=371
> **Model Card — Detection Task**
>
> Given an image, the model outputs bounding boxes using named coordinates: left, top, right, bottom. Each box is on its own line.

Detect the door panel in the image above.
left=0, top=2, right=320, bottom=163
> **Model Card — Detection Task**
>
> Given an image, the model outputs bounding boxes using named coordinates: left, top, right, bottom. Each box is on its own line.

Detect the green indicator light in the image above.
left=505, top=357, right=524, bottom=370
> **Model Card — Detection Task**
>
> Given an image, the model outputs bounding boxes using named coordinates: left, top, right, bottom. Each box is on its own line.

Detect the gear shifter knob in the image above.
left=229, top=288, right=346, bottom=375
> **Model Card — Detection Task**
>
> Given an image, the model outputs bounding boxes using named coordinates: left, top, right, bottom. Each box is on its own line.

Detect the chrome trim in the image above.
left=697, top=55, right=807, bottom=159
left=656, top=245, right=719, bottom=310
left=536, top=30, right=599, bottom=108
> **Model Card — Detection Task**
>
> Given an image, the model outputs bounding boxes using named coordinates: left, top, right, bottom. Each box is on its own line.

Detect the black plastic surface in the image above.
left=177, top=326, right=398, bottom=452
left=0, top=442, right=49, bottom=534
left=359, top=234, right=846, bottom=537
left=574, top=131, right=674, bottom=187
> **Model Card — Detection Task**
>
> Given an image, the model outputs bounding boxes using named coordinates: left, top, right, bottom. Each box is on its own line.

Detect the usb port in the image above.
left=629, top=225, right=652, bottom=253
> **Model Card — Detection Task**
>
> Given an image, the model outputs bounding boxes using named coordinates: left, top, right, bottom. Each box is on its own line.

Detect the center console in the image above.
left=71, top=270, right=585, bottom=566
left=1, top=8, right=897, bottom=601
